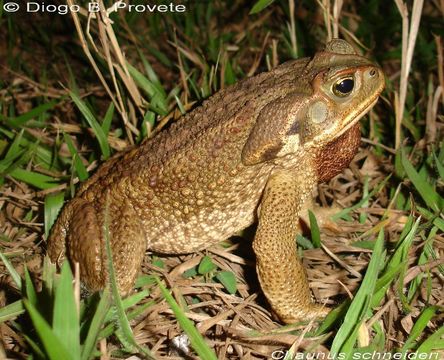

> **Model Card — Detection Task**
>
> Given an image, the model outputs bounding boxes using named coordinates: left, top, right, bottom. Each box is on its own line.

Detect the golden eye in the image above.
left=333, top=77, right=354, bottom=97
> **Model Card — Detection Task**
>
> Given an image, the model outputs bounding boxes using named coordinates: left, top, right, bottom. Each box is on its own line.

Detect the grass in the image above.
left=0, top=0, right=443, bottom=358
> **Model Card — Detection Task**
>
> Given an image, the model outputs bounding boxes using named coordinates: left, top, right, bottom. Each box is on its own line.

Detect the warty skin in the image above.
left=48, top=39, right=385, bottom=323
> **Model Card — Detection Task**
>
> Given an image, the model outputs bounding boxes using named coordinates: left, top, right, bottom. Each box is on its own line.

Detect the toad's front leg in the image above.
left=253, top=170, right=329, bottom=323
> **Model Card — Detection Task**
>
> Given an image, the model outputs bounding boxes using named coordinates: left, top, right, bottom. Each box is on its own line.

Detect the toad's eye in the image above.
left=333, top=77, right=354, bottom=97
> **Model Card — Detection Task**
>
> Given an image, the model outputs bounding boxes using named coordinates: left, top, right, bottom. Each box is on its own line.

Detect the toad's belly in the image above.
left=144, top=169, right=270, bottom=254
left=147, top=205, right=258, bottom=254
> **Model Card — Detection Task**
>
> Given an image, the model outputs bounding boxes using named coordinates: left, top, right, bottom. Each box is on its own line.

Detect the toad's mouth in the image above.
left=335, top=96, right=379, bottom=139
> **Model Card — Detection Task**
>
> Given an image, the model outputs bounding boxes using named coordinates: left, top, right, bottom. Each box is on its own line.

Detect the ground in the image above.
left=0, top=1, right=443, bottom=359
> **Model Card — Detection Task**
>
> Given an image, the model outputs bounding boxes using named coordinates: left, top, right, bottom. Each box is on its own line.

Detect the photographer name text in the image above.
left=3, top=2, right=186, bottom=15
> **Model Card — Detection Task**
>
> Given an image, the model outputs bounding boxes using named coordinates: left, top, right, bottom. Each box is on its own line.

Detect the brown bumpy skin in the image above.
left=253, top=171, right=330, bottom=322
left=48, top=39, right=385, bottom=323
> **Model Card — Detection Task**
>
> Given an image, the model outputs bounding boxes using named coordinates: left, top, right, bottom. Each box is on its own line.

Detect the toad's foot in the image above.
left=300, top=201, right=343, bottom=233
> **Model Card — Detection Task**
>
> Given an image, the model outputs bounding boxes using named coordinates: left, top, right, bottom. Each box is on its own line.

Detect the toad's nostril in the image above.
left=369, top=69, right=377, bottom=77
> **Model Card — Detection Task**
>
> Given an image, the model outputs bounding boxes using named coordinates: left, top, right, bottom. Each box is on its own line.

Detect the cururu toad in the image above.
left=48, top=39, right=385, bottom=323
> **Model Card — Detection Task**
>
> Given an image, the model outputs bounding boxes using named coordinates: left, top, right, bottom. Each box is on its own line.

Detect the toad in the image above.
left=48, top=39, right=385, bottom=323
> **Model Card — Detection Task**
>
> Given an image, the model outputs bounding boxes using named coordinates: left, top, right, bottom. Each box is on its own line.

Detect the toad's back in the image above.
left=65, top=58, right=310, bottom=253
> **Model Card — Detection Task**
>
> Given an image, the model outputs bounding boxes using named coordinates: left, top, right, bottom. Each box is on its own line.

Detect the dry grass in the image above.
left=0, top=0, right=443, bottom=359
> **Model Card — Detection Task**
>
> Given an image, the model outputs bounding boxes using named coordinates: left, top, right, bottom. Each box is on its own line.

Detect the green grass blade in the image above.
left=0, top=138, right=27, bottom=175
left=69, top=91, right=110, bottom=160
left=332, top=175, right=391, bottom=221
left=2, top=142, right=35, bottom=173
left=0, top=127, right=55, bottom=170
left=249, top=0, right=275, bottom=14
left=24, top=267, right=38, bottom=306
left=44, top=192, right=65, bottom=238
left=359, top=176, right=370, bottom=224
left=156, top=279, right=218, bottom=360
left=0, top=300, right=25, bottom=323
left=23, top=298, right=73, bottom=360
left=102, top=289, right=150, bottom=323
left=99, top=292, right=152, bottom=339
left=103, top=195, right=154, bottom=358
left=145, top=45, right=172, bottom=67
left=52, top=262, right=80, bottom=358
left=81, top=288, right=112, bottom=360
left=138, top=54, right=166, bottom=97
left=401, top=148, right=443, bottom=211
left=416, top=325, right=444, bottom=353
left=215, top=271, right=237, bottom=294
left=392, top=217, right=419, bottom=309
left=0, top=251, right=22, bottom=288
left=224, top=59, right=236, bottom=85
left=330, top=229, right=385, bottom=354
left=3, top=128, right=24, bottom=160
left=308, top=210, right=321, bottom=248
left=42, top=256, right=57, bottom=295
left=9, top=167, right=58, bottom=189
left=3, top=98, right=61, bottom=127
left=372, top=217, right=419, bottom=307
left=63, top=132, right=88, bottom=181
left=417, top=206, right=444, bottom=232
left=104, top=216, right=137, bottom=353
left=408, top=227, right=438, bottom=301
left=127, top=69, right=168, bottom=116
left=23, top=333, right=46, bottom=358
left=401, top=306, right=439, bottom=353
left=423, top=228, right=444, bottom=274
left=101, top=103, right=115, bottom=136
left=198, top=255, right=217, bottom=275
left=174, top=94, right=186, bottom=115
left=433, top=152, right=444, bottom=180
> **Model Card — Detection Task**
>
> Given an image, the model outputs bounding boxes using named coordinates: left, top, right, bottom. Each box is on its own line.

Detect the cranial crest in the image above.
left=325, top=39, right=356, bottom=55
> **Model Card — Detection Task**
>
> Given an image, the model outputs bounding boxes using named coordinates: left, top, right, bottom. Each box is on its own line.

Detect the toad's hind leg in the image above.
left=103, top=201, right=147, bottom=295
left=253, top=171, right=329, bottom=324
left=62, top=199, right=146, bottom=295
left=47, top=198, right=84, bottom=266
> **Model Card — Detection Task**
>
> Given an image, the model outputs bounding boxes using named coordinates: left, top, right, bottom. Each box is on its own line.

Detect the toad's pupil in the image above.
left=336, top=78, right=354, bottom=94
